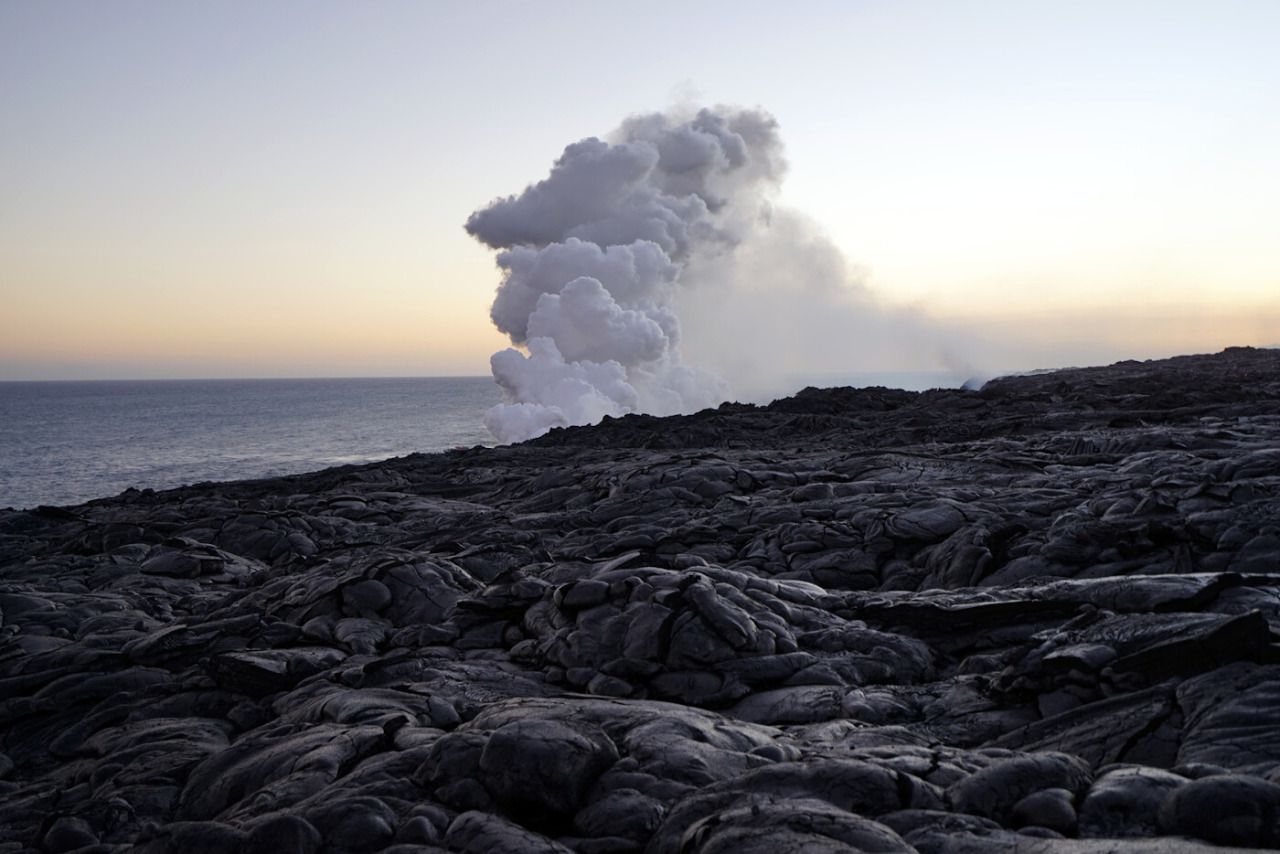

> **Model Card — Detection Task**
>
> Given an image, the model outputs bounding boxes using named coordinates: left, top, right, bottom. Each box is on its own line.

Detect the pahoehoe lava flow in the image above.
left=3, top=347, right=1280, bottom=852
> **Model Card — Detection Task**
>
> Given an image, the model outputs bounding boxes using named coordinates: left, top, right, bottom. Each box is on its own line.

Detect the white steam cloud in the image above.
left=467, top=105, right=977, bottom=443
left=466, top=107, right=787, bottom=443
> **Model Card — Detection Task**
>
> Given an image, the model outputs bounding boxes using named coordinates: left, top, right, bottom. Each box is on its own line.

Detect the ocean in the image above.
left=0, top=370, right=966, bottom=511
left=0, top=377, right=502, bottom=510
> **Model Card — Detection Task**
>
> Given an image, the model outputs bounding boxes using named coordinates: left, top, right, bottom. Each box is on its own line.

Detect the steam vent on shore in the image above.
left=3, top=346, right=1280, bottom=853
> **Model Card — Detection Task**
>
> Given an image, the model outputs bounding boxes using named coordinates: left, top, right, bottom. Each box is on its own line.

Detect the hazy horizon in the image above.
left=3, top=1, right=1278, bottom=386
left=0, top=373, right=493, bottom=383
left=8, top=347, right=1278, bottom=390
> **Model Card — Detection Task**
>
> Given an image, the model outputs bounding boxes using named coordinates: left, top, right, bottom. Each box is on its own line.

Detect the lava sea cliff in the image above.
left=3, top=347, right=1280, bottom=853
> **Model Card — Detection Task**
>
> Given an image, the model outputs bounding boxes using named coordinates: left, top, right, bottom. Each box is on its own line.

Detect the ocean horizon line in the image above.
left=0, top=368, right=982, bottom=388
left=0, top=374, right=496, bottom=385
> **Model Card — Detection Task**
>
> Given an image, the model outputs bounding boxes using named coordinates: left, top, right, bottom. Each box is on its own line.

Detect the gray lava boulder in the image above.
left=681, top=798, right=915, bottom=853
left=1157, top=774, right=1280, bottom=847
left=1078, top=766, right=1187, bottom=838
left=243, top=813, right=322, bottom=854
left=477, top=718, right=620, bottom=820
left=40, top=816, right=98, bottom=852
left=1009, top=787, right=1077, bottom=835
left=444, top=810, right=573, bottom=854
left=947, top=752, right=1092, bottom=826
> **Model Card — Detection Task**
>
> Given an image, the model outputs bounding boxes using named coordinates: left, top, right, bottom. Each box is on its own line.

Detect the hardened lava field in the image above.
left=3, top=347, right=1280, bottom=852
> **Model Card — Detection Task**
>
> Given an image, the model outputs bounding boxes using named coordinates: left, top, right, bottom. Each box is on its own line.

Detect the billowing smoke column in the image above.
left=466, top=107, right=785, bottom=443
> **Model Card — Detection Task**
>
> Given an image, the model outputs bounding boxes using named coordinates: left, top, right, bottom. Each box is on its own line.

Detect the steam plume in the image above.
left=467, top=105, right=983, bottom=442
left=466, top=107, right=784, bottom=442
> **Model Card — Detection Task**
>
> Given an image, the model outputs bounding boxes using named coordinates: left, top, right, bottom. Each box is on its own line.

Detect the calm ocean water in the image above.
left=0, top=371, right=966, bottom=511
left=0, top=377, right=502, bottom=510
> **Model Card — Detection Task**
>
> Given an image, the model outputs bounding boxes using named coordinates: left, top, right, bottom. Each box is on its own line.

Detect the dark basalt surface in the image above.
left=3, top=346, right=1280, bottom=853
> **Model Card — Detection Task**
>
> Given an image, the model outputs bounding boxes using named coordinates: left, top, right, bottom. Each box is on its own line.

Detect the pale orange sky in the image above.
left=2, top=1, right=1277, bottom=380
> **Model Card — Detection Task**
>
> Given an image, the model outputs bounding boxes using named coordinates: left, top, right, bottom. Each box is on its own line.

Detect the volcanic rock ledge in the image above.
left=3, top=347, right=1280, bottom=853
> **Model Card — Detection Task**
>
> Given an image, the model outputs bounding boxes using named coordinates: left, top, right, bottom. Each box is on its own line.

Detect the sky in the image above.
left=2, top=0, right=1278, bottom=381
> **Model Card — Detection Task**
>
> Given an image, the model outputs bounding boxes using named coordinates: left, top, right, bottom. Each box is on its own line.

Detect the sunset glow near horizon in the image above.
left=2, top=1, right=1278, bottom=382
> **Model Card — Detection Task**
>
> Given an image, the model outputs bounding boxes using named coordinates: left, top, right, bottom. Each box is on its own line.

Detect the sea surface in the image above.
left=0, top=371, right=966, bottom=511
left=0, top=377, right=502, bottom=510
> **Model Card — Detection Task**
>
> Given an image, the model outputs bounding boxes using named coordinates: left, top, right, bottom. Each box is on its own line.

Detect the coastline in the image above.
left=2, top=347, right=1279, bottom=851
left=0, top=376, right=500, bottom=511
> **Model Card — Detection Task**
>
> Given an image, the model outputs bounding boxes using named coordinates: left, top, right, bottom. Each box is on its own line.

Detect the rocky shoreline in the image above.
left=3, top=347, right=1280, bottom=852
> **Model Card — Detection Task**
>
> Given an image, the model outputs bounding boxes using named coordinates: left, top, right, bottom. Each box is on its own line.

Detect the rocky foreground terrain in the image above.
left=3, top=347, right=1280, bottom=853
